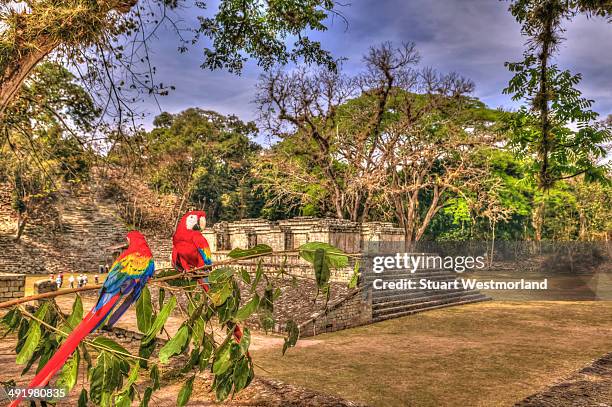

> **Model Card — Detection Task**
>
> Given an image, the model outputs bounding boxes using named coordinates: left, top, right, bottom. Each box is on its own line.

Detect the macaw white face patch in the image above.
left=186, top=214, right=198, bottom=230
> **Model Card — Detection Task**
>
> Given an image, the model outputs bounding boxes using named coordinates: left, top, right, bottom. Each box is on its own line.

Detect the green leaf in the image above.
left=240, top=268, right=251, bottom=284
left=159, top=287, right=166, bottom=309
left=136, top=286, right=153, bottom=333
left=66, top=295, right=83, bottom=332
left=252, top=260, right=264, bottom=291
left=57, top=349, right=79, bottom=391
left=282, top=320, right=300, bottom=355
left=16, top=321, right=41, bottom=364
left=138, top=338, right=156, bottom=368
left=208, top=267, right=234, bottom=283
left=181, top=347, right=200, bottom=374
left=348, top=260, right=360, bottom=289
left=228, top=244, right=272, bottom=259
left=150, top=364, right=160, bottom=390
left=80, top=343, right=92, bottom=369
left=235, top=296, right=259, bottom=322
left=35, top=338, right=57, bottom=374
left=1, top=308, right=22, bottom=335
left=214, top=370, right=233, bottom=401
left=212, top=342, right=232, bottom=375
left=199, top=336, right=213, bottom=371
left=115, top=393, right=132, bottom=407
left=299, top=242, right=349, bottom=268
left=143, top=296, right=176, bottom=344
left=15, top=319, right=29, bottom=354
left=261, top=287, right=274, bottom=313
left=16, top=302, right=49, bottom=364
left=192, top=316, right=205, bottom=345
left=92, top=336, right=131, bottom=357
left=313, top=248, right=330, bottom=289
left=239, top=328, right=250, bottom=355
left=177, top=375, right=194, bottom=407
left=140, top=387, right=153, bottom=407
left=260, top=312, right=275, bottom=333
left=159, top=325, right=190, bottom=364
left=78, top=389, right=88, bottom=407
left=209, top=280, right=233, bottom=307
left=90, top=352, right=120, bottom=404
left=21, top=344, right=42, bottom=375
left=232, top=357, right=250, bottom=393
left=273, top=287, right=282, bottom=300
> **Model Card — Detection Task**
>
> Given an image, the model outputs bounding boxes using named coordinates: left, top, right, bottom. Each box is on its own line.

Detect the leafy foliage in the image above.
left=504, top=0, right=611, bottom=189
left=0, top=243, right=349, bottom=405
left=138, top=109, right=262, bottom=223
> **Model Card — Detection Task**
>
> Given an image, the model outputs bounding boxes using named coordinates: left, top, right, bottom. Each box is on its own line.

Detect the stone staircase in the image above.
left=0, top=185, right=128, bottom=274
left=365, top=265, right=490, bottom=322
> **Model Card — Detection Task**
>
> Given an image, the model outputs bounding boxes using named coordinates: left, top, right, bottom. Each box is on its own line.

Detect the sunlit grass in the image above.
left=253, top=301, right=612, bottom=407
left=24, top=273, right=101, bottom=296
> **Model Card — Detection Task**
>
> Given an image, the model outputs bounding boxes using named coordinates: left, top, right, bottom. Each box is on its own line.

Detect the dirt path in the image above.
left=0, top=329, right=365, bottom=407
left=516, top=352, right=612, bottom=406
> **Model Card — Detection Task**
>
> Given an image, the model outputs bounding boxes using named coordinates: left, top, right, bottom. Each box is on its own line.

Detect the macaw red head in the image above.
left=178, top=210, right=207, bottom=232
left=126, top=230, right=146, bottom=244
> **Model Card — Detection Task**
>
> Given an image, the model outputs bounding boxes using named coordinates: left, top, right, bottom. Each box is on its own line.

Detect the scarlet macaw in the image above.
left=172, top=211, right=244, bottom=343
left=9, top=231, right=155, bottom=407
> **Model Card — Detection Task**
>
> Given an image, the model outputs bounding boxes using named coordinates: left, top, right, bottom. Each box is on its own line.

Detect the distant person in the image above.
left=58, top=272, right=64, bottom=288
left=55, top=275, right=61, bottom=289
left=94, top=274, right=99, bottom=284
left=83, top=274, right=88, bottom=286
left=69, top=275, right=75, bottom=288
left=99, top=265, right=105, bottom=274
left=77, top=274, right=83, bottom=288
left=104, top=264, right=110, bottom=273
left=49, top=273, right=54, bottom=282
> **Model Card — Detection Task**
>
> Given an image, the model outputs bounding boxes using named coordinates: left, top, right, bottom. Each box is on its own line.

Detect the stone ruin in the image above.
left=204, top=217, right=405, bottom=255
left=201, top=217, right=489, bottom=337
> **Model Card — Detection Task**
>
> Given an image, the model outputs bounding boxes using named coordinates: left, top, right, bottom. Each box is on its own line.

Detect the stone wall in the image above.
left=34, top=279, right=57, bottom=295
left=203, top=217, right=405, bottom=255
left=212, top=251, right=361, bottom=283
left=203, top=217, right=403, bottom=284
left=298, top=288, right=372, bottom=337
left=0, top=273, right=25, bottom=301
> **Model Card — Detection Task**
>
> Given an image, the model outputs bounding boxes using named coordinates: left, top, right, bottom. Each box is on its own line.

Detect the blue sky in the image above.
left=137, top=0, right=612, bottom=130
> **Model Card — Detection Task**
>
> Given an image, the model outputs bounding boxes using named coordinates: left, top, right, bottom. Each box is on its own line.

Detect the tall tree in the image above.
left=143, top=108, right=261, bottom=223
left=0, top=0, right=339, bottom=126
left=504, top=0, right=611, bottom=190
left=257, top=42, right=497, bottom=240
left=0, top=62, right=99, bottom=240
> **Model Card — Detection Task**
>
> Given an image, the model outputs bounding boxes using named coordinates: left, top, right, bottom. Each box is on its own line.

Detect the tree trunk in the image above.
left=0, top=42, right=58, bottom=120
left=579, top=210, right=588, bottom=241
left=489, top=220, right=496, bottom=268
left=536, top=4, right=554, bottom=189
left=533, top=200, right=544, bottom=242
left=14, top=213, right=27, bottom=242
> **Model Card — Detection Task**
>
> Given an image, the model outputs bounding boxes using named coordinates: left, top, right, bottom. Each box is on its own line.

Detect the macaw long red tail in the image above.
left=9, top=294, right=121, bottom=407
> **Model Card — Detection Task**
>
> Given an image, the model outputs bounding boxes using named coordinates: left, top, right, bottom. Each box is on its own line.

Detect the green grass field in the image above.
left=253, top=301, right=612, bottom=407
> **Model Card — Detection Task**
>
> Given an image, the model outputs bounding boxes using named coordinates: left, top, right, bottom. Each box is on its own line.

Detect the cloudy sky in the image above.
left=137, top=0, right=611, bottom=130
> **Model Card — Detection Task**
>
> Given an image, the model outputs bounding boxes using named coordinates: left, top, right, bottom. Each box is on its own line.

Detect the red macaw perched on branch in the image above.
left=9, top=231, right=155, bottom=407
left=172, top=210, right=244, bottom=343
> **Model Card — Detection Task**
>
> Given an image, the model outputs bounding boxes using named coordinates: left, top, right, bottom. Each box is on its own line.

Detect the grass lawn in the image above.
left=253, top=301, right=612, bottom=407
left=24, top=273, right=101, bottom=296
